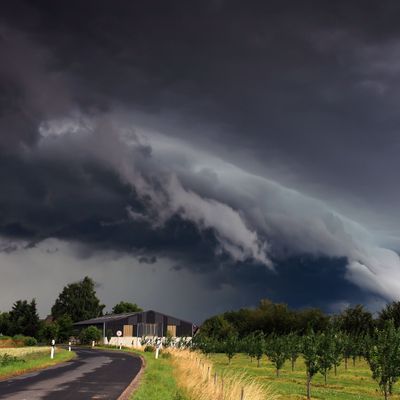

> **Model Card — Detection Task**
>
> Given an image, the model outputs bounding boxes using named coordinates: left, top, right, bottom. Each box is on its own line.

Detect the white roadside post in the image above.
left=50, top=339, right=55, bottom=359
left=68, top=341, right=71, bottom=352
left=92, top=340, right=95, bottom=348
left=116, top=330, right=122, bottom=350
left=155, top=338, right=161, bottom=360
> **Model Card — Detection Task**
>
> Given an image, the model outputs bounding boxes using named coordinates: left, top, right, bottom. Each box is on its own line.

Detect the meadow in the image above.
left=210, top=353, right=399, bottom=400
left=0, top=347, right=75, bottom=380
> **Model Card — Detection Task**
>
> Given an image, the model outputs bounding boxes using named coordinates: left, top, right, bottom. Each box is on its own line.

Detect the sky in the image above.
left=1, top=0, right=400, bottom=323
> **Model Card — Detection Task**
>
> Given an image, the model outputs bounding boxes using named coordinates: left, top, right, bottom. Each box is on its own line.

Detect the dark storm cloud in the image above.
left=1, top=0, right=400, bottom=317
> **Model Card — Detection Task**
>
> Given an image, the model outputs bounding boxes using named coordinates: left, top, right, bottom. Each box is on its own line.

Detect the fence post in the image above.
left=240, top=387, right=244, bottom=400
left=214, top=372, right=217, bottom=385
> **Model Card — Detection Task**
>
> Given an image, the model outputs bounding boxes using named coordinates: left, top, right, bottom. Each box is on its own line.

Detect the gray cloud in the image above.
left=1, top=1, right=400, bottom=319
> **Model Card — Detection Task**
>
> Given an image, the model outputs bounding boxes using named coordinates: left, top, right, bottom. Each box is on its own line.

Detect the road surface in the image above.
left=0, top=348, right=142, bottom=400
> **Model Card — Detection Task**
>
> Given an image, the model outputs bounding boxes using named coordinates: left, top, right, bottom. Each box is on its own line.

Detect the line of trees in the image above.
left=194, top=299, right=400, bottom=400
left=0, top=276, right=142, bottom=343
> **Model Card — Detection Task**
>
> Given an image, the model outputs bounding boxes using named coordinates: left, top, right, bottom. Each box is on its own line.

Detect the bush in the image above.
left=144, top=345, right=155, bottom=352
left=0, top=353, right=25, bottom=366
left=0, top=336, right=11, bottom=341
left=12, top=334, right=25, bottom=341
left=23, top=336, right=37, bottom=346
left=79, top=326, right=102, bottom=345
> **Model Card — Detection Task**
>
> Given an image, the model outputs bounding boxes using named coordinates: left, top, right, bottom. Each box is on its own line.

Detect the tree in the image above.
left=318, top=332, right=335, bottom=384
left=302, top=331, right=321, bottom=400
left=51, top=277, right=105, bottom=322
left=339, top=305, right=374, bottom=337
left=112, top=301, right=142, bottom=314
left=39, top=323, right=59, bottom=343
left=331, top=332, right=345, bottom=376
left=367, top=321, right=400, bottom=400
left=8, top=299, right=40, bottom=337
left=223, top=333, right=240, bottom=365
left=265, top=335, right=289, bottom=377
left=287, top=333, right=301, bottom=371
left=0, top=312, right=10, bottom=336
left=378, top=302, right=400, bottom=329
left=199, top=315, right=236, bottom=340
left=57, top=315, right=73, bottom=342
left=79, top=326, right=102, bottom=345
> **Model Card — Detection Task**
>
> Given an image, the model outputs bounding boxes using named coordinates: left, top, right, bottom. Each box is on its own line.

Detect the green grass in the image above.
left=0, top=348, right=76, bottom=380
left=127, top=350, right=187, bottom=400
left=209, top=353, right=399, bottom=400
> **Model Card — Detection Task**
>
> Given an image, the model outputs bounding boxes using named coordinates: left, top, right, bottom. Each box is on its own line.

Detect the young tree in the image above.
left=9, top=299, right=40, bottom=337
left=111, top=301, right=142, bottom=314
left=265, top=335, right=289, bottom=377
left=223, top=333, right=240, bottom=365
left=79, top=326, right=102, bottom=345
left=302, top=331, right=321, bottom=400
left=331, top=332, right=345, bottom=376
left=254, top=332, right=265, bottom=367
left=318, top=332, right=335, bottom=384
left=367, top=321, right=400, bottom=400
left=51, top=277, right=105, bottom=322
left=287, top=333, right=301, bottom=371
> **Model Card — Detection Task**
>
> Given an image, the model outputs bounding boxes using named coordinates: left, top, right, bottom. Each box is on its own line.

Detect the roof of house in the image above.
left=73, top=310, right=196, bottom=326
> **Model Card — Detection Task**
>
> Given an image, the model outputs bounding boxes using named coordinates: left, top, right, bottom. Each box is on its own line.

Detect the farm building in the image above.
left=74, top=310, right=197, bottom=347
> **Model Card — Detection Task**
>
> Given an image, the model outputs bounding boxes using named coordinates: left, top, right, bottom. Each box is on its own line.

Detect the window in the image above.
left=138, top=323, right=158, bottom=336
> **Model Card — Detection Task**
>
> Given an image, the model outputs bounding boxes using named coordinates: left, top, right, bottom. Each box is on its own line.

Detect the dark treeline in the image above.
left=200, top=299, right=396, bottom=339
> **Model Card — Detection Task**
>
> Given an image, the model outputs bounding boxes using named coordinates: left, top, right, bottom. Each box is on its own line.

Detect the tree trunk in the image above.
left=353, top=357, right=356, bottom=367
left=291, top=359, right=295, bottom=371
left=257, top=358, right=260, bottom=368
left=324, top=372, right=327, bottom=385
left=306, top=374, right=311, bottom=400
left=334, top=365, right=337, bottom=376
left=276, top=368, right=280, bottom=377
left=345, top=357, right=348, bottom=371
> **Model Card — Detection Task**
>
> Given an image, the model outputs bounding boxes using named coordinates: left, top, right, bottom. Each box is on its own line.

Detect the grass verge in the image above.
left=129, top=349, right=187, bottom=400
left=0, top=348, right=75, bottom=380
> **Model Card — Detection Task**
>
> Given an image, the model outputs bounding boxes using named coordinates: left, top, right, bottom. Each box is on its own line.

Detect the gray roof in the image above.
left=73, top=311, right=141, bottom=326
left=73, top=310, right=196, bottom=326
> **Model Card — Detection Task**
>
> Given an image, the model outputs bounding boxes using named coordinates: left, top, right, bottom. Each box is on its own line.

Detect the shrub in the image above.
left=0, top=353, right=25, bottom=366
left=79, top=326, right=102, bottom=345
left=12, top=334, right=25, bottom=341
left=23, top=337, right=37, bottom=346
left=144, top=345, right=155, bottom=352
left=0, top=336, right=11, bottom=341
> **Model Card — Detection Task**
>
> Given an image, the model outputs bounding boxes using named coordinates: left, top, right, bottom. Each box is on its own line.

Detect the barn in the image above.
left=74, top=310, right=197, bottom=347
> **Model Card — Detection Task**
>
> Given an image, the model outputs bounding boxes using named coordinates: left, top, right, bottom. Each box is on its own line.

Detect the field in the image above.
left=0, top=347, right=75, bottom=380
left=209, top=353, right=400, bottom=400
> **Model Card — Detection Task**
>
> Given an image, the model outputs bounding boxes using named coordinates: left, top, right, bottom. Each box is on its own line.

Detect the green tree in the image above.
left=265, top=335, right=289, bottom=377
left=339, top=305, right=374, bottom=337
left=9, top=299, right=40, bottom=337
left=57, top=315, right=73, bottom=342
left=331, top=332, right=345, bottom=376
left=223, top=333, right=240, bottom=364
left=111, top=301, right=142, bottom=314
left=318, top=332, right=335, bottom=384
left=79, top=326, right=102, bottom=345
left=378, top=302, right=400, bottom=329
left=287, top=333, right=301, bottom=371
left=0, top=312, right=10, bottom=336
left=367, top=321, right=400, bottom=400
left=302, top=331, right=321, bottom=400
left=200, top=315, right=236, bottom=340
left=51, top=277, right=105, bottom=322
left=39, top=323, right=59, bottom=343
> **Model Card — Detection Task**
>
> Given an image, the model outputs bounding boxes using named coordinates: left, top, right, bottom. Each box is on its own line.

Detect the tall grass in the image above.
left=0, top=347, right=50, bottom=357
left=169, top=349, right=277, bottom=400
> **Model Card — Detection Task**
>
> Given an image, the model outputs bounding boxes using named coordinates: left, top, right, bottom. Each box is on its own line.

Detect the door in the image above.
left=123, top=325, right=133, bottom=337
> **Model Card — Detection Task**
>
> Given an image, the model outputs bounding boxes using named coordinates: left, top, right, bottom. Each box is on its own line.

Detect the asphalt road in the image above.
left=0, top=348, right=142, bottom=400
